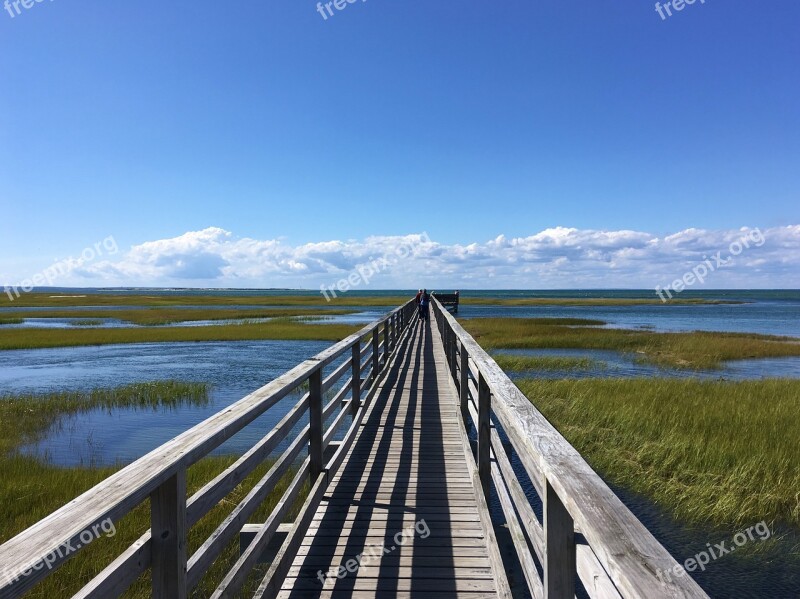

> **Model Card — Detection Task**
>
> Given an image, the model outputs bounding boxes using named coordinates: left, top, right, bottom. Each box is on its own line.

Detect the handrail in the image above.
left=0, top=299, right=418, bottom=599
left=431, top=296, right=710, bottom=599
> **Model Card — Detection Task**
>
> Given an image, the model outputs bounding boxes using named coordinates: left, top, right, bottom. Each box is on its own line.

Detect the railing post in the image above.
left=383, top=320, right=389, bottom=364
left=372, top=328, right=380, bottom=380
left=351, top=344, right=361, bottom=416
left=450, top=331, right=458, bottom=382
left=151, top=469, right=187, bottom=599
left=387, top=315, right=393, bottom=353
left=477, top=372, right=491, bottom=499
left=309, top=367, right=323, bottom=480
left=545, top=481, right=576, bottom=599
left=460, top=343, right=469, bottom=422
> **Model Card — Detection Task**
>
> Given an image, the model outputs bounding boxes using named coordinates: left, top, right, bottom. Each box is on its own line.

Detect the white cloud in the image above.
left=8, top=225, right=800, bottom=290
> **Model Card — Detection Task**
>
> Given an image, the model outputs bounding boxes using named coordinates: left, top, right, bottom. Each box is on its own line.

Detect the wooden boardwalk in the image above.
left=279, top=317, right=500, bottom=598
left=0, top=296, right=710, bottom=599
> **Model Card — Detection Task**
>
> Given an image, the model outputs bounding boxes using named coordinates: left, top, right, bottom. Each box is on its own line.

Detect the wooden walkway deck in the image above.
left=279, top=317, right=500, bottom=598
left=0, top=296, right=710, bottom=599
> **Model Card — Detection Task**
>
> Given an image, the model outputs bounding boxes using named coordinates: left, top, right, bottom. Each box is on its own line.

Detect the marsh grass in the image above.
left=462, top=297, right=739, bottom=306
left=2, top=292, right=730, bottom=309
left=0, top=317, right=23, bottom=325
left=1, top=307, right=355, bottom=326
left=2, top=293, right=408, bottom=308
left=492, top=354, right=602, bottom=372
left=517, top=378, right=800, bottom=529
left=464, top=317, right=800, bottom=369
left=0, top=381, right=210, bottom=455
left=0, top=383, right=308, bottom=597
left=0, top=320, right=361, bottom=351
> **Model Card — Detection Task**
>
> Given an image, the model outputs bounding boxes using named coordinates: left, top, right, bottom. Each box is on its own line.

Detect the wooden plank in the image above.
left=322, top=356, right=352, bottom=394
left=460, top=344, right=470, bottom=422
left=351, top=345, right=361, bottom=416
left=279, top=592, right=496, bottom=599
left=72, top=531, right=151, bottom=599
left=491, top=460, right=544, bottom=599
left=285, top=577, right=497, bottom=592
left=477, top=373, right=492, bottom=499
left=577, top=543, right=624, bottom=599
left=544, top=480, right=575, bottom=599
left=311, top=513, right=482, bottom=523
left=293, top=545, right=490, bottom=558
left=322, top=390, right=354, bottom=450
left=371, top=329, right=380, bottom=382
left=305, top=524, right=485, bottom=537
left=187, top=428, right=309, bottom=588
left=491, top=417, right=622, bottom=598
left=309, top=367, right=324, bottom=481
left=287, top=565, right=495, bottom=580
left=150, top=470, right=187, bottom=599
left=323, top=377, right=352, bottom=422
left=254, top=472, right=328, bottom=597
left=438, top=332, right=511, bottom=599
left=288, top=562, right=493, bottom=576
left=280, top=593, right=496, bottom=599
left=314, top=505, right=480, bottom=516
left=210, top=461, right=310, bottom=598
left=188, top=393, right=309, bottom=525
left=320, top=499, right=482, bottom=508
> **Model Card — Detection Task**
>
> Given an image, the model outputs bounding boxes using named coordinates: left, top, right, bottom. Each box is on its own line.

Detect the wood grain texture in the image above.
left=279, top=317, right=505, bottom=598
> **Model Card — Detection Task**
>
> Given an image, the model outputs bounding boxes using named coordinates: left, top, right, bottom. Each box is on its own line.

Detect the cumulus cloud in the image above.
left=19, top=225, right=800, bottom=290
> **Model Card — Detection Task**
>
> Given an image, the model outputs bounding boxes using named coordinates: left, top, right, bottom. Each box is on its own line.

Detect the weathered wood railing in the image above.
left=0, top=299, right=418, bottom=599
left=431, top=296, right=710, bottom=599
left=432, top=291, right=459, bottom=314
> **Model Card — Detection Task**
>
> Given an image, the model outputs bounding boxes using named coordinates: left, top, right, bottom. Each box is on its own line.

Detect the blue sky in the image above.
left=1, top=0, right=798, bottom=288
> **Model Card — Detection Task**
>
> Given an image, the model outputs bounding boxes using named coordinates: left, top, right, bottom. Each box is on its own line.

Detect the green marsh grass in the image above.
left=464, top=317, right=800, bottom=369
left=0, top=381, right=209, bottom=455
left=0, top=317, right=23, bottom=325
left=0, top=320, right=361, bottom=351
left=0, top=383, right=308, bottom=597
left=517, top=378, right=800, bottom=529
left=2, top=293, right=408, bottom=308
left=462, top=297, right=740, bottom=306
left=3, top=292, right=731, bottom=309
left=1, top=307, right=355, bottom=326
left=492, top=354, right=602, bottom=372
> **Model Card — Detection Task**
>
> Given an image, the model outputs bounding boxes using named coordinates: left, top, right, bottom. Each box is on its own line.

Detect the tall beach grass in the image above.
left=517, top=378, right=800, bottom=530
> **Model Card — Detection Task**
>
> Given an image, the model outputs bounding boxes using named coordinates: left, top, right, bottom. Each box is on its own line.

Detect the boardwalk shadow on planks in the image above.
left=280, top=317, right=496, bottom=598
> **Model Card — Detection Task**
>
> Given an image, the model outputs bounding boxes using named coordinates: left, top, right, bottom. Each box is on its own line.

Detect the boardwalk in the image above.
left=280, top=317, right=499, bottom=597
left=0, top=297, right=710, bottom=599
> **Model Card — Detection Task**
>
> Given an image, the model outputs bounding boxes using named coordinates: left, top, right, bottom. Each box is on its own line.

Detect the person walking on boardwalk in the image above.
left=415, top=288, right=422, bottom=307
left=418, top=289, right=430, bottom=322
